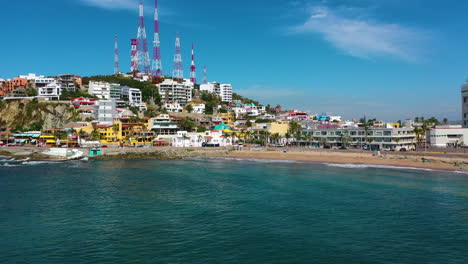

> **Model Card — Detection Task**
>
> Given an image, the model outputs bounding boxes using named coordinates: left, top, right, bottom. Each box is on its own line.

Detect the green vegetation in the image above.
left=232, top=92, right=259, bottom=106
left=200, top=91, right=221, bottom=115
left=197, top=126, right=207, bottom=133
left=185, top=104, right=194, bottom=114
left=179, top=117, right=196, bottom=132
left=60, top=89, right=97, bottom=100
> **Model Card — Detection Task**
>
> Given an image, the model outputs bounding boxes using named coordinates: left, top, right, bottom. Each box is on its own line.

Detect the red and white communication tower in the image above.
left=137, top=1, right=151, bottom=74
left=152, top=0, right=162, bottom=78
left=130, top=38, right=139, bottom=75
left=190, top=43, right=196, bottom=84
left=172, top=33, right=183, bottom=80
left=114, top=34, right=119, bottom=75
left=202, top=66, right=207, bottom=84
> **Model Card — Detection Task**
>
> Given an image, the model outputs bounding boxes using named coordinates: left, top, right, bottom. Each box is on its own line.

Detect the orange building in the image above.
left=0, top=78, right=28, bottom=97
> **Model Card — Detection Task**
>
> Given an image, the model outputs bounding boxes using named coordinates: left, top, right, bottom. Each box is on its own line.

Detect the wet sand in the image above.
left=209, top=150, right=468, bottom=172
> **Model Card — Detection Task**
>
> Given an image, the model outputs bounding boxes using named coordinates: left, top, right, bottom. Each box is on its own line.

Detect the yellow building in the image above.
left=268, top=121, right=289, bottom=136
left=216, top=112, right=235, bottom=125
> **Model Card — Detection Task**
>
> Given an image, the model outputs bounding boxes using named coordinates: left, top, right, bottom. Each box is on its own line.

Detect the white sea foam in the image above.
left=209, top=157, right=299, bottom=164
left=325, top=163, right=468, bottom=174
left=205, top=157, right=467, bottom=174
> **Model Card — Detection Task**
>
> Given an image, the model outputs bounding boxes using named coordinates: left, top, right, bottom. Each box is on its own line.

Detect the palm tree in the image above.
left=443, top=118, right=448, bottom=124
left=320, top=137, right=327, bottom=148
left=112, top=123, right=120, bottom=142
left=285, top=133, right=291, bottom=147
left=411, top=126, right=424, bottom=150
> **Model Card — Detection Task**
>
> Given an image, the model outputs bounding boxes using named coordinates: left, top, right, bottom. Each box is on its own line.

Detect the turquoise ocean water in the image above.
left=0, top=158, right=467, bottom=263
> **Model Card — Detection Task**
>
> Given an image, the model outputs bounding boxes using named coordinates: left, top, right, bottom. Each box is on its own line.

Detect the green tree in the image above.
left=179, top=117, right=196, bottom=132
left=185, top=104, right=194, bottom=114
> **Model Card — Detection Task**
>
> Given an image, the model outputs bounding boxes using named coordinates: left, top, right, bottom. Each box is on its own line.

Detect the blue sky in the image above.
left=1, top=0, right=467, bottom=121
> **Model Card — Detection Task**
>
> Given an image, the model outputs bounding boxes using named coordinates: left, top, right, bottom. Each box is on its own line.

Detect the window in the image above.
left=384, top=131, right=392, bottom=136
left=321, top=131, right=327, bottom=136
left=376, top=132, right=383, bottom=136
left=330, top=132, right=335, bottom=136
left=336, top=131, right=342, bottom=135
left=351, top=131, right=357, bottom=136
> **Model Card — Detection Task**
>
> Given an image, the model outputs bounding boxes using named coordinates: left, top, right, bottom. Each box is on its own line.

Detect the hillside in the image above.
left=0, top=100, right=81, bottom=131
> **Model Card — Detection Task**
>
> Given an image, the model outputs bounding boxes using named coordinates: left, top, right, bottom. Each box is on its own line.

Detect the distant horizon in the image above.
left=1, top=0, right=467, bottom=121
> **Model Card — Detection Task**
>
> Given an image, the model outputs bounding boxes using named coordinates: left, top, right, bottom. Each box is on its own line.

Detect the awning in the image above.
left=46, top=139, right=56, bottom=143
left=40, top=135, right=55, bottom=139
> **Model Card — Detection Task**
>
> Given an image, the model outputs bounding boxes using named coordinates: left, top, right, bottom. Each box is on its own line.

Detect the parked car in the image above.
left=101, top=145, right=108, bottom=148
left=202, top=143, right=220, bottom=147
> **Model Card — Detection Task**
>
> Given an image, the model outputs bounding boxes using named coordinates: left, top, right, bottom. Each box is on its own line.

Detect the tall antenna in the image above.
left=202, top=66, right=207, bottom=84
left=190, top=42, right=196, bottom=84
left=114, top=34, right=119, bottom=75
left=152, top=0, right=162, bottom=79
left=172, top=32, right=183, bottom=81
left=137, top=1, right=151, bottom=74
left=131, top=38, right=139, bottom=75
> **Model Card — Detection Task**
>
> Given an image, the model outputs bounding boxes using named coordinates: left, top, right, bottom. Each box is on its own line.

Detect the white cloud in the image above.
left=292, top=6, right=424, bottom=61
left=79, top=0, right=136, bottom=10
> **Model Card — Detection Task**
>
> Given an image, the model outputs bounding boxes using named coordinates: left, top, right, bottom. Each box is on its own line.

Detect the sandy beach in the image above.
left=209, top=149, right=468, bottom=172
left=3, top=146, right=468, bottom=172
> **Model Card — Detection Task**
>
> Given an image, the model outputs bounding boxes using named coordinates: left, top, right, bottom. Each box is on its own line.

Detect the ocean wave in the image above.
left=207, top=157, right=299, bottom=164
left=325, top=163, right=468, bottom=174
left=203, top=157, right=468, bottom=174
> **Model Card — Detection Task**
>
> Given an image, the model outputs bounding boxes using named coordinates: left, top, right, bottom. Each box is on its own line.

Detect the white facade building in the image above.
left=219, top=84, right=233, bottom=102
left=171, top=131, right=204, bottom=147
left=19, top=73, right=55, bottom=88
left=150, top=114, right=179, bottom=136
left=200, top=82, right=233, bottom=103
left=94, top=99, right=116, bottom=124
left=192, top=104, right=205, bottom=114
left=163, top=103, right=183, bottom=112
left=37, top=81, right=61, bottom=100
left=157, top=79, right=193, bottom=106
left=120, top=86, right=145, bottom=109
left=89, top=81, right=111, bottom=99
left=203, top=130, right=232, bottom=147
left=429, top=125, right=468, bottom=147
left=462, top=80, right=468, bottom=128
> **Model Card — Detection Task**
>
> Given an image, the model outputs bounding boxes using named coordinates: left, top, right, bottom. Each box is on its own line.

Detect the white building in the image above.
left=171, top=131, right=204, bottom=147
left=219, top=84, right=233, bottom=102
left=94, top=99, right=116, bottom=124
left=462, top=80, right=468, bottom=128
left=37, top=81, right=61, bottom=100
left=200, top=82, right=219, bottom=94
left=203, top=130, right=232, bottom=147
left=192, top=104, right=205, bottom=114
left=200, top=82, right=233, bottom=103
left=150, top=114, right=179, bottom=136
left=163, top=103, right=183, bottom=112
left=120, top=86, right=145, bottom=110
left=429, top=125, right=468, bottom=147
left=157, top=78, right=193, bottom=106
left=89, top=81, right=111, bottom=99
left=19, top=73, right=55, bottom=88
